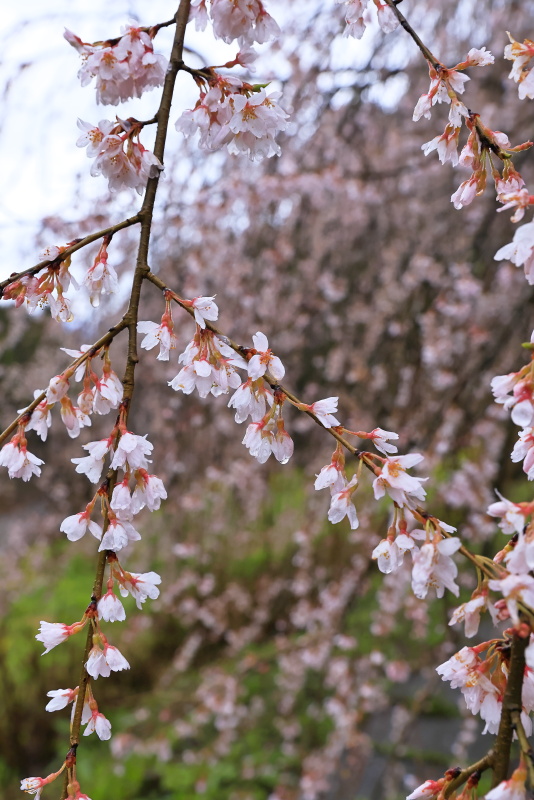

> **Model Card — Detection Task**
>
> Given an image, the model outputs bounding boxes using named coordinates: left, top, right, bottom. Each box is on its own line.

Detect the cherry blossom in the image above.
left=65, top=25, right=167, bottom=105
left=242, top=415, right=294, bottom=464
left=411, top=536, right=462, bottom=599
left=77, top=118, right=163, bottom=194
left=72, top=437, right=113, bottom=483
left=486, top=762, right=528, bottom=800
left=130, top=470, right=167, bottom=513
left=488, top=573, right=534, bottom=625
left=98, top=590, right=126, bottom=622
left=98, top=515, right=142, bottom=552
left=190, top=295, right=219, bottom=328
left=406, top=779, right=445, bottom=800
left=368, top=427, right=399, bottom=455
left=45, top=688, right=77, bottom=712
left=487, top=490, right=529, bottom=535
left=372, top=533, right=416, bottom=574
left=314, top=453, right=346, bottom=493
left=36, top=621, right=84, bottom=654
left=176, top=84, right=290, bottom=161
left=372, top=454, right=427, bottom=508
left=301, top=397, right=340, bottom=428
left=169, top=329, right=245, bottom=398
left=495, top=220, right=534, bottom=284
left=209, top=0, right=280, bottom=45
left=0, top=434, right=44, bottom=481
left=60, top=507, right=103, bottom=542
left=511, top=427, right=534, bottom=479
left=85, top=641, right=130, bottom=679
left=247, top=331, right=285, bottom=380
left=448, top=588, right=497, bottom=638
left=118, top=570, right=162, bottom=609
left=336, top=0, right=399, bottom=40
left=505, top=33, right=534, bottom=100
left=110, top=431, right=153, bottom=471
left=228, top=378, right=273, bottom=423
left=327, top=475, right=359, bottom=530
left=83, top=709, right=112, bottom=740
left=84, top=240, right=118, bottom=306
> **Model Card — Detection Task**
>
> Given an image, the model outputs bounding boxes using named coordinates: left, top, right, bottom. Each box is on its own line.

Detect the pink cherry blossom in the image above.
left=83, top=710, right=112, bottom=740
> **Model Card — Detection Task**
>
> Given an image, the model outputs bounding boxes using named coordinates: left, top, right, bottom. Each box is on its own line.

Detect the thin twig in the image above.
left=0, top=214, right=141, bottom=298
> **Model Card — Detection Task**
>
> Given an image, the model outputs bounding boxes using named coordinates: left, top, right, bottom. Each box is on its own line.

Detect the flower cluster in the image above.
left=77, top=118, right=163, bottom=194
left=176, top=78, right=290, bottom=161
left=189, top=0, right=280, bottom=45
left=2, top=244, right=78, bottom=322
left=64, top=25, right=167, bottom=105
left=505, top=33, right=534, bottom=100
left=336, top=0, right=399, bottom=40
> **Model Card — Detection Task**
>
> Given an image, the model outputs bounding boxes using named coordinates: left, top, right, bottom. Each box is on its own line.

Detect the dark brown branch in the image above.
left=60, top=3, right=192, bottom=796
left=492, top=633, right=530, bottom=786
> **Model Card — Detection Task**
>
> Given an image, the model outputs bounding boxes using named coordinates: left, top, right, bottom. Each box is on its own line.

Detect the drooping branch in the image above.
left=0, top=214, right=141, bottom=298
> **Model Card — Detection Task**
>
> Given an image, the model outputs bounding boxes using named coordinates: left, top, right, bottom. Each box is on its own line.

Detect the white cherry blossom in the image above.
left=247, top=331, right=285, bottom=380
left=372, top=454, right=427, bottom=508
left=411, top=536, right=462, bottom=599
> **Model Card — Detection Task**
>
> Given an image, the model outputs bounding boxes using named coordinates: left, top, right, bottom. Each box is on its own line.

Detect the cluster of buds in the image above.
left=77, top=117, right=162, bottom=194
left=2, top=244, right=78, bottom=322
left=64, top=25, right=167, bottom=105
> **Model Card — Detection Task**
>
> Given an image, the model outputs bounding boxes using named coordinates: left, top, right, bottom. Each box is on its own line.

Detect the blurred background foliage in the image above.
left=1, top=0, right=534, bottom=798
